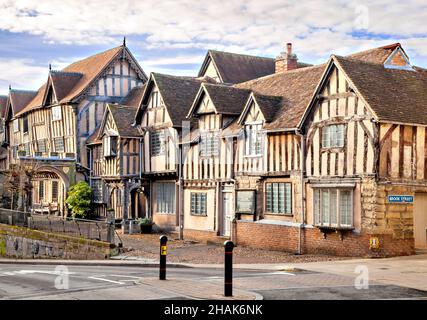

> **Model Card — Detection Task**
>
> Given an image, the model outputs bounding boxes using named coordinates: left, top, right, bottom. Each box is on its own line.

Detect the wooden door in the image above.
left=222, top=192, right=233, bottom=237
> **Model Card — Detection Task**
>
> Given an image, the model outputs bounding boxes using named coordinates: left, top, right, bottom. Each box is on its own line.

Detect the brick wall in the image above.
left=236, top=220, right=414, bottom=257
left=183, top=229, right=219, bottom=243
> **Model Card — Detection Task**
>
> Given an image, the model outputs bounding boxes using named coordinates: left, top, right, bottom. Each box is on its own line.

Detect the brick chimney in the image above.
left=275, top=43, right=298, bottom=73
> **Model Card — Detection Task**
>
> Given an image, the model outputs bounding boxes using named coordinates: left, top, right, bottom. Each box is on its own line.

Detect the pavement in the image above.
left=1, top=254, right=427, bottom=300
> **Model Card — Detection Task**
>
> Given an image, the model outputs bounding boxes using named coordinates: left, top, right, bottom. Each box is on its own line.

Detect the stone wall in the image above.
left=0, top=224, right=117, bottom=260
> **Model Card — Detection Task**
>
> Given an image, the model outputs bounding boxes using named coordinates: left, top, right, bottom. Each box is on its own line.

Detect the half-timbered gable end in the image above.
left=185, top=83, right=250, bottom=181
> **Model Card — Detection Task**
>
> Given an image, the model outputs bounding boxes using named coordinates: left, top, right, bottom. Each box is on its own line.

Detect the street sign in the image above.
left=387, top=195, right=413, bottom=203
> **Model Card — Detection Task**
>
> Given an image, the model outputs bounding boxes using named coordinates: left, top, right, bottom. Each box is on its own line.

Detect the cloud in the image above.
left=0, top=0, right=426, bottom=90
left=0, top=58, right=47, bottom=94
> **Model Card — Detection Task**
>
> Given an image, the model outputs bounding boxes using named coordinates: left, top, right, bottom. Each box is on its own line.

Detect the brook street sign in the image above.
left=387, top=195, right=414, bottom=203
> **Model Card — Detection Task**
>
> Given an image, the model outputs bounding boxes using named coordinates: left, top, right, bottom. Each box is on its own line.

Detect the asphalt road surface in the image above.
left=0, top=264, right=426, bottom=300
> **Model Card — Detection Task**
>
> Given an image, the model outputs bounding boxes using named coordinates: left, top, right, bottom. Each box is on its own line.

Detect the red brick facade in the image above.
left=236, top=220, right=415, bottom=257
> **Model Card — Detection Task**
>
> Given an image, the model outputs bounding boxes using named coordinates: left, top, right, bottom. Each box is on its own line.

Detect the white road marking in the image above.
left=109, top=275, right=141, bottom=279
left=88, top=276, right=125, bottom=285
left=202, top=271, right=295, bottom=280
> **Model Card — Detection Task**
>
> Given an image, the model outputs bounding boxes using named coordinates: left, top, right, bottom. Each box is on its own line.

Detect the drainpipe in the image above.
left=296, top=130, right=306, bottom=255
left=178, top=145, right=184, bottom=240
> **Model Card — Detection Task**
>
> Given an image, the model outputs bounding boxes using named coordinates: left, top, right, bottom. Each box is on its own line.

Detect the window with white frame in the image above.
left=191, top=192, right=207, bottom=216
left=322, top=124, right=345, bottom=148
left=151, top=131, right=165, bottom=156
left=200, top=131, right=219, bottom=157
left=265, top=182, right=292, bottom=214
left=91, top=179, right=103, bottom=203
left=103, top=135, right=117, bottom=157
left=155, top=182, right=175, bottom=214
left=51, top=106, right=62, bottom=121
left=23, top=143, right=30, bottom=156
left=245, top=123, right=262, bottom=156
left=314, top=188, right=353, bottom=228
left=54, top=137, right=65, bottom=152
left=13, top=119, right=19, bottom=132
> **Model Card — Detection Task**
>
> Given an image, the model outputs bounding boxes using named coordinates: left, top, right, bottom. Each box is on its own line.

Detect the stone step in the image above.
left=415, top=248, right=427, bottom=255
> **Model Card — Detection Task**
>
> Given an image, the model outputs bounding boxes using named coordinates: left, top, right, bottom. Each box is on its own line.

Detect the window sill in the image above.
left=265, top=212, right=293, bottom=216
left=244, top=154, right=263, bottom=158
left=315, top=225, right=354, bottom=240
left=320, top=147, right=344, bottom=153
left=190, top=213, right=208, bottom=217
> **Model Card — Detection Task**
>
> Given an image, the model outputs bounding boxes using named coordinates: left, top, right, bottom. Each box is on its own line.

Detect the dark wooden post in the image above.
left=224, top=240, right=234, bottom=296
left=159, top=235, right=168, bottom=280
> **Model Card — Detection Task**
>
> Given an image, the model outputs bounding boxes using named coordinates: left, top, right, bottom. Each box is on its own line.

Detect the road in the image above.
left=1, top=263, right=426, bottom=300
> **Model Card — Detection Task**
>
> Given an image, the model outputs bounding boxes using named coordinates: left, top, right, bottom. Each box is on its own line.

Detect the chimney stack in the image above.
left=275, top=42, right=298, bottom=73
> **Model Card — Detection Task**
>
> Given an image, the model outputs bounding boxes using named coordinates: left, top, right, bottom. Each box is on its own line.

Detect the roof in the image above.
left=251, top=93, right=283, bottom=122
left=347, top=43, right=401, bottom=64
left=8, top=90, right=38, bottom=116
left=49, top=71, right=83, bottom=102
left=17, top=45, right=146, bottom=116
left=0, top=96, right=7, bottom=118
left=108, top=104, right=141, bottom=137
left=87, top=127, right=101, bottom=144
left=333, top=55, right=427, bottom=126
left=120, top=84, right=146, bottom=108
left=199, top=50, right=311, bottom=84
left=200, top=83, right=251, bottom=115
left=137, top=73, right=209, bottom=127
left=236, top=65, right=326, bottom=129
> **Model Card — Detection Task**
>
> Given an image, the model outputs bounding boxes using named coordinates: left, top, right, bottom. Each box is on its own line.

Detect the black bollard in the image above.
left=224, top=240, right=234, bottom=297
left=159, top=235, right=168, bottom=280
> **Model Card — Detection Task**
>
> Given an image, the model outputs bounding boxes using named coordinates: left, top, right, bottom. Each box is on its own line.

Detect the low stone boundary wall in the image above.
left=0, top=224, right=117, bottom=260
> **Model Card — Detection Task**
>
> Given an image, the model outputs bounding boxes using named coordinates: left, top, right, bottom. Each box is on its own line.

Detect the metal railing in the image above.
left=0, top=209, right=121, bottom=246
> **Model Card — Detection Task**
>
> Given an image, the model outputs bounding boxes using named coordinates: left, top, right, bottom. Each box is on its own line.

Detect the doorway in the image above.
left=130, top=188, right=146, bottom=219
left=414, top=193, right=427, bottom=249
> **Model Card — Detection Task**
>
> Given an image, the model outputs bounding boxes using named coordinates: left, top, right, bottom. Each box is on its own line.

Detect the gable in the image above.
left=43, top=84, right=57, bottom=106
left=202, top=60, right=221, bottom=83
left=99, top=107, right=118, bottom=139
left=384, top=47, right=413, bottom=70
left=243, top=101, right=265, bottom=124
left=193, top=90, right=216, bottom=115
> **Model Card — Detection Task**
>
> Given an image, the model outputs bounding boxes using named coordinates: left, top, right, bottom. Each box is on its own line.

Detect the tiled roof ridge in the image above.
left=347, top=42, right=400, bottom=58
left=9, top=89, right=38, bottom=93
left=64, top=45, right=123, bottom=69
left=50, top=70, right=83, bottom=76
left=208, top=49, right=274, bottom=61
left=333, top=54, right=417, bottom=72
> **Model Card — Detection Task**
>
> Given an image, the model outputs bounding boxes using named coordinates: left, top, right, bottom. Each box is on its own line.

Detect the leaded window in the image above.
left=190, top=192, right=207, bottom=216
left=314, top=188, right=353, bottom=228
left=245, top=123, right=262, bottom=156
left=155, top=182, right=175, bottom=214
left=265, top=182, right=292, bottom=214
left=151, top=131, right=165, bottom=156
left=52, top=181, right=59, bottom=201
left=54, top=137, right=65, bottom=152
left=200, top=131, right=219, bottom=157
left=322, top=124, right=345, bottom=148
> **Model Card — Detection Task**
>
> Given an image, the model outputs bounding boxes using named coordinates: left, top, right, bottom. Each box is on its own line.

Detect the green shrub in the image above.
left=65, top=181, right=93, bottom=219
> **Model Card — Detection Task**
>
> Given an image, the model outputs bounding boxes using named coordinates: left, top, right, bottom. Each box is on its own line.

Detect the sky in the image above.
left=0, top=0, right=426, bottom=95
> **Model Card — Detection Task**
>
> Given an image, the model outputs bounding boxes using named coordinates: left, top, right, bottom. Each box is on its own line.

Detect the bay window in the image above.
left=314, top=188, right=353, bottom=228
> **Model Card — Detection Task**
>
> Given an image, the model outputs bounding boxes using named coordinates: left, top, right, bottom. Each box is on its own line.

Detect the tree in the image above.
left=65, top=181, right=93, bottom=219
